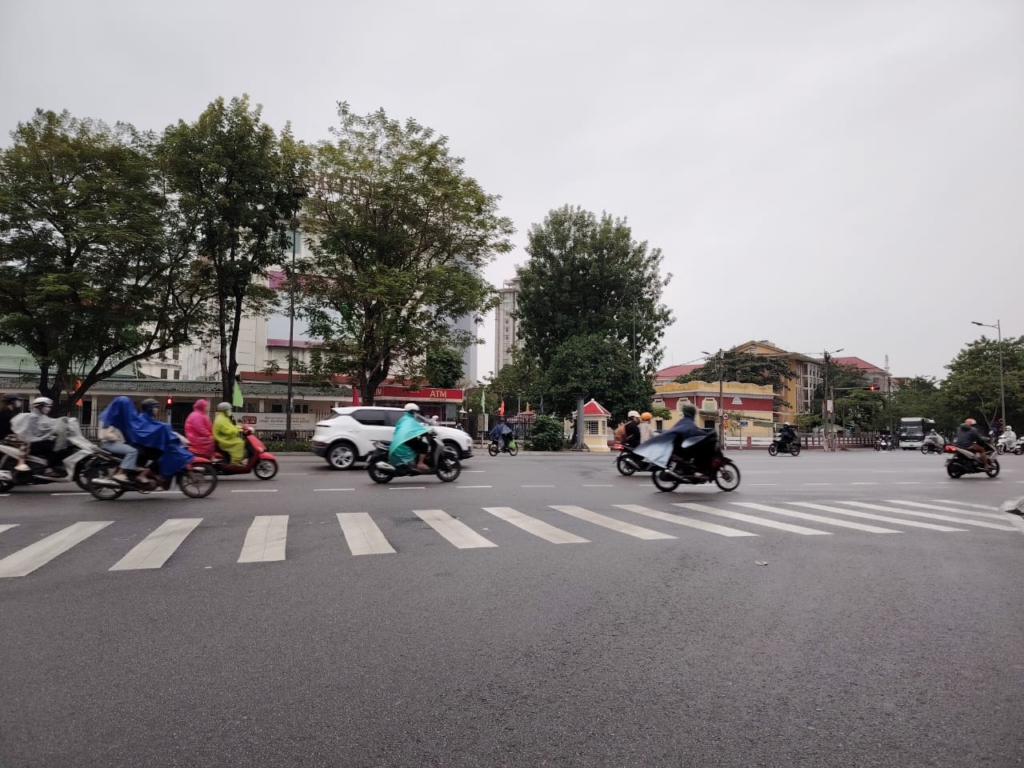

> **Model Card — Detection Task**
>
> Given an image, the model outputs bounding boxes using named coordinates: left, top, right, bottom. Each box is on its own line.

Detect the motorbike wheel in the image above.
left=874, top=444, right=881, bottom=451
left=436, top=454, right=461, bottom=483
left=789, top=444, right=801, bottom=457
left=986, top=459, right=1000, bottom=478
left=768, top=444, right=779, bottom=457
left=1015, top=446, right=1023, bottom=456
left=487, top=443, right=499, bottom=457
left=179, top=464, right=218, bottom=499
left=920, top=445, right=929, bottom=455
left=367, top=459, right=394, bottom=484
left=508, top=443, right=519, bottom=457
left=254, top=459, right=278, bottom=480
left=85, top=461, right=126, bottom=501
left=616, top=455, right=637, bottom=476
left=996, top=444, right=1006, bottom=455
left=715, top=462, right=741, bottom=491
left=946, top=462, right=964, bottom=479
left=0, top=476, right=13, bottom=493
left=652, top=469, right=680, bottom=492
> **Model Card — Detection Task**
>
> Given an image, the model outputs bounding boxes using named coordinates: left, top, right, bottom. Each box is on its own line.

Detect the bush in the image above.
left=262, top=439, right=312, bottom=453
left=528, top=415, right=565, bottom=451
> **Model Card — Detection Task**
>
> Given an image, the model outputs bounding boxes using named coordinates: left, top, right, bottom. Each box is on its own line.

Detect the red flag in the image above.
left=499, top=400, right=505, bottom=416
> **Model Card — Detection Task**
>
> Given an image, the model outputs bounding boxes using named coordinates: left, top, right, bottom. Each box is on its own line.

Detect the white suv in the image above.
left=312, top=406, right=474, bottom=470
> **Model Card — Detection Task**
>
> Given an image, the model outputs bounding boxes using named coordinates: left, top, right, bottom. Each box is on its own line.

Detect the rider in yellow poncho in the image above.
left=213, top=402, right=245, bottom=464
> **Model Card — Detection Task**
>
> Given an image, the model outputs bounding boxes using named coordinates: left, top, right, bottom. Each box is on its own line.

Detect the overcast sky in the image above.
left=2, top=0, right=1021, bottom=379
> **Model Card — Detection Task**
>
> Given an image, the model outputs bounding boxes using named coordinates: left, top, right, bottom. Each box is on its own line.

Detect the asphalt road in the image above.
left=2, top=449, right=1023, bottom=767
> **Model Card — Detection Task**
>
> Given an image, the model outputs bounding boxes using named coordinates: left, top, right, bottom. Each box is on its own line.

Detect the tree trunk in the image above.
left=218, top=294, right=230, bottom=404
left=227, top=293, right=244, bottom=406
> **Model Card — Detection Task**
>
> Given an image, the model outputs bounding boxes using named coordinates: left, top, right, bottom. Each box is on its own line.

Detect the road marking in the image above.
left=803, top=483, right=831, bottom=486
left=522, top=485, right=554, bottom=488
left=237, top=515, right=288, bottom=563
left=838, top=502, right=1015, bottom=531
left=414, top=509, right=497, bottom=549
left=0, top=521, right=113, bottom=578
left=850, top=482, right=878, bottom=486
left=389, top=487, right=426, bottom=491
left=894, top=482, right=921, bottom=485
left=337, top=513, right=396, bottom=555
left=791, top=502, right=966, bottom=532
left=615, top=505, right=757, bottom=537
left=313, top=488, right=354, bottom=492
left=483, top=507, right=589, bottom=544
left=582, top=484, right=614, bottom=488
left=733, top=503, right=901, bottom=534
left=551, top=506, right=675, bottom=540
left=51, top=492, right=90, bottom=496
left=930, top=499, right=999, bottom=512
left=109, top=519, right=203, bottom=571
left=0, top=524, right=19, bottom=535
left=458, top=485, right=493, bottom=489
left=464, top=470, right=487, bottom=473
left=886, top=500, right=1003, bottom=519
left=231, top=489, right=278, bottom=493
left=675, top=504, right=831, bottom=536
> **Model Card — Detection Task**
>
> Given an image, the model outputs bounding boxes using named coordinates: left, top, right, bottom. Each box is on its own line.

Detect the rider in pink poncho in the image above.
left=184, top=399, right=215, bottom=458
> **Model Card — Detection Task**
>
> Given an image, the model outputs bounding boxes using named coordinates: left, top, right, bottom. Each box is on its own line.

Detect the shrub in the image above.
left=528, top=415, right=565, bottom=451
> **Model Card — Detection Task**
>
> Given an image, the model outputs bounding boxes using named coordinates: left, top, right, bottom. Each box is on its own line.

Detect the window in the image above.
left=352, top=409, right=388, bottom=426
left=160, top=369, right=168, bottom=379
left=384, top=410, right=404, bottom=427
left=173, top=370, right=180, bottom=380
left=271, top=404, right=283, bottom=413
left=586, top=420, right=599, bottom=435
left=173, top=346, right=180, bottom=361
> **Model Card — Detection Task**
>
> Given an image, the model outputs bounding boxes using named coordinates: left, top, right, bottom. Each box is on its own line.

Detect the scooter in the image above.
left=651, top=434, right=742, bottom=492
left=84, top=446, right=218, bottom=499
left=768, top=436, right=801, bottom=457
left=944, top=443, right=999, bottom=479
left=614, top=443, right=657, bottom=475
left=210, top=427, right=278, bottom=479
left=366, top=433, right=461, bottom=483
left=0, top=417, right=99, bottom=492
left=488, top=436, right=518, bottom=457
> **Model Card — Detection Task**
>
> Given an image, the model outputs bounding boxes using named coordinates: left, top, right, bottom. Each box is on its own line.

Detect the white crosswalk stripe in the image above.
left=838, top=502, right=1015, bottom=530
left=931, top=499, right=999, bottom=512
left=732, top=502, right=902, bottom=534
left=790, top=502, right=966, bottom=532
left=238, top=515, right=288, bottom=563
left=110, top=519, right=203, bottom=571
left=614, top=504, right=757, bottom=537
left=482, top=507, right=589, bottom=544
left=551, top=505, right=675, bottom=540
left=414, top=509, right=497, bottom=549
left=886, top=500, right=1004, bottom=519
left=675, top=503, right=831, bottom=535
left=337, top=513, right=396, bottom=555
left=0, top=521, right=113, bottom=578
left=0, top=524, right=19, bottom=535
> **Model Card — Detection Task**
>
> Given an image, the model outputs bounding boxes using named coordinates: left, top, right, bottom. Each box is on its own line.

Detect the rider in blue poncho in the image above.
left=387, top=403, right=432, bottom=472
left=99, top=396, right=194, bottom=479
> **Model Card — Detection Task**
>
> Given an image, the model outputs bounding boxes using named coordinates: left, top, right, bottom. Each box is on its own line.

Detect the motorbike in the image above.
left=366, top=432, right=461, bottom=484
left=943, top=443, right=999, bottom=479
left=614, top=443, right=657, bottom=475
left=487, top=436, right=518, bottom=457
left=1014, top=438, right=1024, bottom=456
left=0, top=417, right=99, bottom=492
left=83, top=440, right=218, bottom=499
left=210, top=426, right=278, bottom=479
left=995, top=435, right=1017, bottom=455
left=875, top=435, right=895, bottom=451
left=920, top=437, right=946, bottom=454
left=768, top=435, right=801, bottom=457
left=651, top=434, right=741, bottom=492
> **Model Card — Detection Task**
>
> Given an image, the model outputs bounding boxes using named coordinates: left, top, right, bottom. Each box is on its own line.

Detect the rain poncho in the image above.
left=388, top=413, right=430, bottom=467
left=185, top=400, right=215, bottom=457
left=214, top=410, right=245, bottom=464
left=11, top=411, right=58, bottom=443
left=100, top=396, right=194, bottom=476
left=633, top=417, right=713, bottom=468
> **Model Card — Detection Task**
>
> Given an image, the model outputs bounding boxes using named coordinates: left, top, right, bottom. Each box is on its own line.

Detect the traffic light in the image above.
left=869, top=386, right=876, bottom=391
left=166, top=397, right=173, bottom=406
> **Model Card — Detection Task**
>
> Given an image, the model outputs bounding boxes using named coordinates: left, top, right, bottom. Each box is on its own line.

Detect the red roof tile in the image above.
left=581, top=398, right=611, bottom=417
left=833, top=356, right=886, bottom=373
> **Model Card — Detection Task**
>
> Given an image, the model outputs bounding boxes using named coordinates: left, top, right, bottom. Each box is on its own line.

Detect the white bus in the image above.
left=898, top=417, right=935, bottom=450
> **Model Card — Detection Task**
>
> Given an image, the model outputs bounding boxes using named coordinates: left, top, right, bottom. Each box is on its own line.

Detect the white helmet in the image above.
left=404, top=403, right=420, bottom=412
left=628, top=410, right=640, bottom=419
left=216, top=402, right=233, bottom=412
left=32, top=396, right=53, bottom=409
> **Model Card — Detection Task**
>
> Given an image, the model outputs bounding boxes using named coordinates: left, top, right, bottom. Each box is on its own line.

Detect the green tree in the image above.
left=0, top=110, right=208, bottom=411
left=516, top=205, right=673, bottom=374
left=424, top=346, right=465, bottom=388
left=544, top=334, right=653, bottom=422
left=528, top=415, right=565, bottom=451
left=807, top=362, right=882, bottom=430
left=943, top=336, right=1024, bottom=430
left=160, top=95, right=308, bottom=403
left=890, top=376, right=953, bottom=431
left=675, top=349, right=795, bottom=411
left=297, top=103, right=513, bottom=405
left=486, top=350, right=545, bottom=413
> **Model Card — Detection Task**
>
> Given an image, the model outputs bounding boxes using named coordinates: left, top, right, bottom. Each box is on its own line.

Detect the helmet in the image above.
left=641, top=412, right=652, bottom=421
left=3, top=393, right=21, bottom=403
left=784, top=422, right=791, bottom=427
left=965, top=418, right=976, bottom=425
left=31, top=396, right=53, bottom=409
left=628, top=410, right=640, bottom=419
left=216, top=402, right=233, bottom=412
left=404, top=403, right=420, bottom=412
left=681, top=404, right=697, bottom=418
left=1005, top=426, right=1013, bottom=431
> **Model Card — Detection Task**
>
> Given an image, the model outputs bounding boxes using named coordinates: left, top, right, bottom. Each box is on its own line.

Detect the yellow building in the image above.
left=653, top=381, right=777, bottom=439
left=730, top=340, right=822, bottom=423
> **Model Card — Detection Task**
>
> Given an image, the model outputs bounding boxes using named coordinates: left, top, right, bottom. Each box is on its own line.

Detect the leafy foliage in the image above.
left=544, top=334, right=653, bottom=422
left=943, top=335, right=1023, bottom=430
left=889, top=376, right=953, bottom=431
left=424, top=346, right=465, bottom=388
left=0, top=110, right=208, bottom=411
left=486, top=349, right=545, bottom=410
left=297, top=103, right=513, bottom=405
left=527, top=415, right=565, bottom=451
left=676, top=350, right=795, bottom=410
left=160, top=95, right=307, bottom=403
left=516, top=206, right=673, bottom=375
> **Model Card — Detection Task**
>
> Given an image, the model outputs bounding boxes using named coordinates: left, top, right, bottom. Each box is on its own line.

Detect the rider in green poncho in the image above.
left=213, top=402, right=246, bottom=465
left=388, top=403, right=432, bottom=472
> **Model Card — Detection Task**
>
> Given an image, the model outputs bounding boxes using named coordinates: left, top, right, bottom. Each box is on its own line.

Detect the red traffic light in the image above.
left=166, top=397, right=173, bottom=406
left=869, top=386, right=876, bottom=391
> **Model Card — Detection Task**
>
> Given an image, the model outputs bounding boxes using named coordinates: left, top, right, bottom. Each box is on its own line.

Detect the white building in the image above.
left=493, top=277, right=520, bottom=375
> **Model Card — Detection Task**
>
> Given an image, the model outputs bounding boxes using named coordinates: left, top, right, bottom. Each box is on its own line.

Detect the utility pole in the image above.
left=718, top=350, right=725, bottom=446
left=285, top=218, right=299, bottom=452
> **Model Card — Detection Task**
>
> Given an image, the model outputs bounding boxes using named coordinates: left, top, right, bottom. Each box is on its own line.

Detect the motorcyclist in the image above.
left=778, top=422, right=797, bottom=451
left=99, top=396, right=193, bottom=485
left=0, top=393, right=22, bottom=441
left=489, top=417, right=513, bottom=453
left=98, top=418, right=138, bottom=484
left=954, top=418, right=991, bottom=470
left=999, top=425, right=1017, bottom=452
left=392, top=403, right=431, bottom=472
left=638, top=412, right=654, bottom=443
left=668, top=403, right=716, bottom=476
left=185, top=399, right=216, bottom=458
left=213, top=402, right=246, bottom=465
left=623, top=411, right=642, bottom=449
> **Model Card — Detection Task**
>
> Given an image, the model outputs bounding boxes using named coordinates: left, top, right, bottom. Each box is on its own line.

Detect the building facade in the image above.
left=493, top=277, right=520, bottom=376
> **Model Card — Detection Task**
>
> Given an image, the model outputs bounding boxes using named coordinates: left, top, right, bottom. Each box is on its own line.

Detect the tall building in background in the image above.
left=494, top=277, right=520, bottom=375
left=450, top=313, right=478, bottom=384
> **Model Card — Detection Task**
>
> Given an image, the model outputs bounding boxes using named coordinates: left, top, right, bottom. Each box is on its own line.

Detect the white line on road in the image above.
left=231, top=489, right=278, bottom=494
left=389, top=487, right=426, bottom=491
left=0, top=524, right=19, bottom=535
left=463, top=470, right=486, bottom=473
left=238, top=515, right=288, bottom=563
left=110, top=518, right=203, bottom=571
left=883, top=500, right=1003, bottom=519
left=313, top=488, right=354, bottom=492
left=337, top=513, right=396, bottom=555
left=839, top=502, right=1015, bottom=530
left=51, top=492, right=90, bottom=496
left=551, top=506, right=675, bottom=540
left=850, top=482, right=878, bottom=486
left=675, top=504, right=831, bottom=536
left=0, top=521, right=113, bottom=578
left=733, top=502, right=901, bottom=534
left=615, top=505, right=757, bottom=537
left=458, top=485, right=493, bottom=489
left=791, top=502, right=965, bottom=532
left=483, top=507, right=589, bottom=544
left=930, top=499, right=998, bottom=512
left=803, top=483, right=831, bottom=486
left=414, top=509, right=497, bottom=549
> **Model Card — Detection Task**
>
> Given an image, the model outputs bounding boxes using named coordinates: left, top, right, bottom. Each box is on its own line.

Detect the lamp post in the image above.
left=971, top=319, right=1005, bottom=431
left=285, top=217, right=299, bottom=452
left=701, top=350, right=726, bottom=445
left=821, top=348, right=844, bottom=451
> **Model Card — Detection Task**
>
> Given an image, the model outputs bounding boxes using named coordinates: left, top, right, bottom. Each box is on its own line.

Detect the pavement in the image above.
left=2, top=449, right=1023, bottom=767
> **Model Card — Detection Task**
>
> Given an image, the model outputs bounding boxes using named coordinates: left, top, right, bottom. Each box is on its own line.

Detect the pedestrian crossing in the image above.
left=0, top=498, right=1017, bottom=578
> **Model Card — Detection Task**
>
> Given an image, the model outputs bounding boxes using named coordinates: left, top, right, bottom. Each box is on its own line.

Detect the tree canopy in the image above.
left=675, top=349, right=795, bottom=410
left=544, top=334, right=653, bottom=422
left=424, top=346, right=465, bottom=389
left=0, top=110, right=207, bottom=410
left=297, top=103, right=513, bottom=405
left=943, top=335, right=1023, bottom=430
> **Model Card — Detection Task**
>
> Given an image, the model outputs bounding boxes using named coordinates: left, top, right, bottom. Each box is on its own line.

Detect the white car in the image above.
left=312, top=406, right=474, bottom=470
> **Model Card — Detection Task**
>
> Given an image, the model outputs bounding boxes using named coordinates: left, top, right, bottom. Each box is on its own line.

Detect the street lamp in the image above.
left=821, top=348, right=844, bottom=451
left=971, top=320, right=1005, bottom=431
left=701, top=350, right=725, bottom=445
left=285, top=216, right=299, bottom=452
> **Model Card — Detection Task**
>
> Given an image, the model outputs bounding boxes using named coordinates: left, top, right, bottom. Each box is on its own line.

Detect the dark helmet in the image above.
left=681, top=404, right=697, bottom=418
left=3, top=393, right=21, bottom=403
left=141, top=398, right=159, bottom=407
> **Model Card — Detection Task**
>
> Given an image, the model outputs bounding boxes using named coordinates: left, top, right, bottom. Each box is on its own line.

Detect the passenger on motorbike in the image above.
left=213, top=402, right=246, bottom=464
left=99, top=396, right=193, bottom=484
left=778, top=422, right=797, bottom=451
left=185, top=399, right=216, bottom=458
left=0, top=393, right=23, bottom=441
left=954, top=418, right=991, bottom=470
left=98, top=420, right=139, bottom=484
left=638, top=412, right=654, bottom=443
